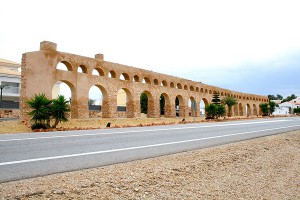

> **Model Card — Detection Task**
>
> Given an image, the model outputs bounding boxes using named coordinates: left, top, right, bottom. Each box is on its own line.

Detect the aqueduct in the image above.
left=20, top=41, right=268, bottom=119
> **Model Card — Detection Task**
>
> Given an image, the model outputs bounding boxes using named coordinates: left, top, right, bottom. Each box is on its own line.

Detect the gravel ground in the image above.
left=0, top=130, right=299, bottom=199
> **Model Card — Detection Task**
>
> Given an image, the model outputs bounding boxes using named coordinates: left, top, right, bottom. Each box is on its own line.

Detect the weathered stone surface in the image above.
left=20, top=41, right=268, bottom=119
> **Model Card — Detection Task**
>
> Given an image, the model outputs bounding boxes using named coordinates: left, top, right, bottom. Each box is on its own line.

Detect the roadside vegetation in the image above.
left=26, top=93, right=70, bottom=130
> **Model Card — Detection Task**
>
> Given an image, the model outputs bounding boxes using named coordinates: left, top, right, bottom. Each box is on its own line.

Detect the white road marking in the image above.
left=0, top=124, right=299, bottom=166
left=0, top=119, right=291, bottom=142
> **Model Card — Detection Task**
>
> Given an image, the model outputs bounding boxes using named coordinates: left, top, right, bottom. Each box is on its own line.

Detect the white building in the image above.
left=0, top=58, right=21, bottom=102
left=273, top=97, right=300, bottom=115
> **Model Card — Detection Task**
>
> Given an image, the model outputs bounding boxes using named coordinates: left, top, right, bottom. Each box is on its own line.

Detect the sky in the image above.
left=1, top=0, right=300, bottom=98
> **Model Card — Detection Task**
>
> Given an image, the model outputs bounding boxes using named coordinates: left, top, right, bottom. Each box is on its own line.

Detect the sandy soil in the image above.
left=0, top=130, right=299, bottom=199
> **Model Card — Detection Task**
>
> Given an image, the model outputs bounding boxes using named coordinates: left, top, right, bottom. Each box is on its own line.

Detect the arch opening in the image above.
left=175, top=95, right=184, bottom=117
left=117, top=88, right=134, bottom=118
left=160, top=93, right=171, bottom=117
left=176, top=83, right=182, bottom=89
left=200, top=98, right=209, bottom=117
left=188, top=96, right=196, bottom=116
left=133, top=75, right=140, bottom=82
left=246, top=103, right=251, bottom=117
left=88, top=85, right=107, bottom=117
left=140, top=91, right=154, bottom=118
left=92, top=68, right=105, bottom=76
left=52, top=80, right=74, bottom=117
left=142, top=77, right=151, bottom=84
left=161, top=80, right=168, bottom=87
left=56, top=61, right=73, bottom=71
left=78, top=65, right=87, bottom=73
left=109, top=70, right=116, bottom=78
left=170, top=82, right=175, bottom=88
left=120, top=73, right=130, bottom=81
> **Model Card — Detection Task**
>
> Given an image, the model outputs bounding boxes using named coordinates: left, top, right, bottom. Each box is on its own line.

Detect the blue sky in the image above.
left=1, top=0, right=299, bottom=98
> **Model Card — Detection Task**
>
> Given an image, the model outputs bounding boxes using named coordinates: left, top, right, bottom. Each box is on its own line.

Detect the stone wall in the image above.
left=20, top=41, right=269, bottom=119
left=0, top=109, right=20, bottom=118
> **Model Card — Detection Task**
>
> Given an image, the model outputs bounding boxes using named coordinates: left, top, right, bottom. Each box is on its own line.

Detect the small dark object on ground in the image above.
left=31, top=123, right=48, bottom=130
left=106, top=122, right=111, bottom=127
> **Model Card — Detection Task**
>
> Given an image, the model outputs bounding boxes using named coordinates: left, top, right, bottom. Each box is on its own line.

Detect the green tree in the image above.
left=259, top=103, right=269, bottom=116
left=216, top=104, right=226, bottom=118
left=294, top=108, right=300, bottom=114
left=268, top=95, right=276, bottom=100
left=222, top=96, right=238, bottom=117
left=205, top=103, right=226, bottom=119
left=211, top=91, right=221, bottom=105
left=51, top=95, right=71, bottom=128
left=140, top=93, right=148, bottom=114
left=26, top=93, right=52, bottom=128
left=282, top=94, right=297, bottom=103
left=269, top=101, right=276, bottom=115
left=276, top=94, right=283, bottom=100
left=205, top=103, right=217, bottom=119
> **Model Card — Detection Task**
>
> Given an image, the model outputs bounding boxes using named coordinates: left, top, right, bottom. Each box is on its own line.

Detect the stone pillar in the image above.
left=164, top=98, right=175, bottom=118
left=147, top=95, right=160, bottom=118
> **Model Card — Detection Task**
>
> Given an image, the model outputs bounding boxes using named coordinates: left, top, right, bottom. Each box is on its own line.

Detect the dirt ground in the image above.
left=0, top=116, right=264, bottom=134
left=0, top=130, right=299, bottom=199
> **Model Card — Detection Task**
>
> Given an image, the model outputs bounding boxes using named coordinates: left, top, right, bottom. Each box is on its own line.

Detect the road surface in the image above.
left=0, top=117, right=299, bottom=183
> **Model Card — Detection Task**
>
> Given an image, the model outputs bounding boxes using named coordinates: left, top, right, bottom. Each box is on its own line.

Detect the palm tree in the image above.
left=51, top=95, right=70, bottom=128
left=222, top=96, right=238, bottom=117
left=26, top=93, right=52, bottom=126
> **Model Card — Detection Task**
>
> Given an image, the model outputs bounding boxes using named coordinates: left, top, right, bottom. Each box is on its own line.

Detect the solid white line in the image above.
left=0, top=124, right=299, bottom=166
left=0, top=119, right=290, bottom=142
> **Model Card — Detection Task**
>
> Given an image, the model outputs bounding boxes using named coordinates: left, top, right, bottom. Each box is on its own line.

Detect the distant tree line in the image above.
left=268, top=94, right=297, bottom=103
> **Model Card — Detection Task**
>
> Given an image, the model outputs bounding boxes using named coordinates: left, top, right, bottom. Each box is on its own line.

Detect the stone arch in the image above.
left=196, top=87, right=199, bottom=92
left=246, top=103, right=251, bottom=116
left=109, top=70, right=116, bottom=78
left=133, top=75, right=140, bottom=82
left=92, top=67, right=105, bottom=76
left=209, top=90, right=212, bottom=94
left=170, top=82, right=175, bottom=88
left=175, top=95, right=184, bottom=117
left=233, top=104, right=238, bottom=116
left=190, top=86, right=195, bottom=91
left=161, top=80, right=168, bottom=87
left=52, top=80, right=76, bottom=117
left=200, top=98, right=209, bottom=116
left=177, top=83, right=182, bottom=89
left=205, top=89, right=208, bottom=94
left=142, top=77, right=151, bottom=84
left=88, top=84, right=108, bottom=117
left=154, top=79, right=159, bottom=85
left=120, top=73, right=130, bottom=81
left=78, top=65, right=87, bottom=73
left=140, top=90, right=155, bottom=118
left=117, top=88, right=134, bottom=118
left=188, top=96, right=196, bottom=116
left=200, top=88, right=204, bottom=93
left=239, top=103, right=244, bottom=116
left=56, top=61, right=73, bottom=71
left=160, top=93, right=171, bottom=117
left=253, top=104, right=258, bottom=116
left=184, top=85, right=188, bottom=90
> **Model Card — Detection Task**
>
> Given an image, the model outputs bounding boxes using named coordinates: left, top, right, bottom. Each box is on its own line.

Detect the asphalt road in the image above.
left=0, top=117, right=299, bottom=183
